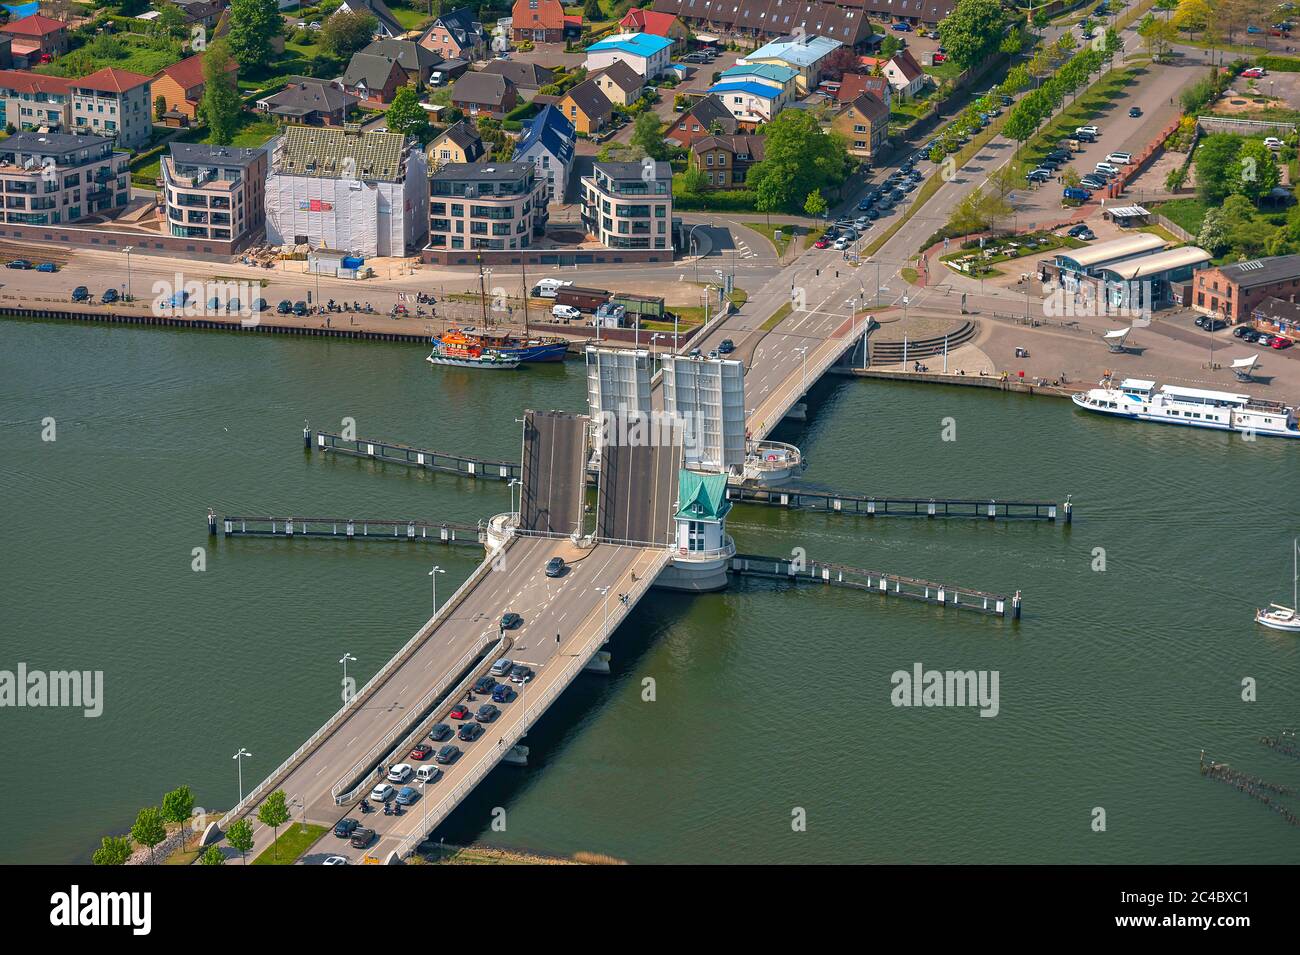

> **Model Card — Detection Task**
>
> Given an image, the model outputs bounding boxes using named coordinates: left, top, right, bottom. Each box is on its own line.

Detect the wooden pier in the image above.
left=310, top=430, right=521, bottom=482
left=728, top=484, right=1070, bottom=523
left=210, top=511, right=485, bottom=547
left=731, top=552, right=1020, bottom=618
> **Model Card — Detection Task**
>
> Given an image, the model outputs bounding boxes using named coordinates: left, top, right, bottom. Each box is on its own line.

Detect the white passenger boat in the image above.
left=1256, top=540, right=1300, bottom=633
left=1071, top=378, right=1300, bottom=438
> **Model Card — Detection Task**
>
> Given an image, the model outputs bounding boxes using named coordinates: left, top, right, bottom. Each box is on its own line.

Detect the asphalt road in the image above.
left=519, top=410, right=587, bottom=537
left=596, top=437, right=682, bottom=546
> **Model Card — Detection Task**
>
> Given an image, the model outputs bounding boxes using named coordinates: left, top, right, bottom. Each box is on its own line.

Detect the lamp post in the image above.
left=232, top=748, right=252, bottom=806
left=339, top=652, right=356, bottom=688
left=509, top=478, right=521, bottom=516
left=796, top=346, right=808, bottom=390
left=428, top=565, right=445, bottom=614
left=123, top=246, right=133, bottom=302
left=650, top=332, right=663, bottom=356
left=596, top=585, right=610, bottom=642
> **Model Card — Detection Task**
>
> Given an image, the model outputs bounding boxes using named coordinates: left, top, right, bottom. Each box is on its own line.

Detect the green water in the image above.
left=2, top=319, right=1297, bottom=864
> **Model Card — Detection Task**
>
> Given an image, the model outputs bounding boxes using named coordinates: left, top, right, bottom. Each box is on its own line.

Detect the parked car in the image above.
left=1027, top=168, right=1052, bottom=183
left=1265, top=136, right=1284, bottom=150
left=277, top=300, right=292, bottom=314
left=857, top=198, right=873, bottom=211
left=395, top=786, right=420, bottom=806
left=6, top=259, right=32, bottom=269
left=1067, top=224, right=1095, bottom=239
left=490, top=658, right=514, bottom=676
left=509, top=664, right=534, bottom=685
left=892, top=21, right=912, bottom=31
left=1076, top=125, right=1100, bottom=136
left=500, top=611, right=523, bottom=630
left=71, top=286, right=90, bottom=302
left=37, top=262, right=57, bottom=273
left=369, top=783, right=394, bottom=802
left=457, top=721, right=484, bottom=742
left=409, top=742, right=433, bottom=760
left=333, top=818, right=359, bottom=838
left=349, top=827, right=375, bottom=849
left=1242, top=67, right=1267, bottom=78
left=252, top=298, right=269, bottom=313
left=814, top=236, right=830, bottom=249
left=1257, top=333, right=1276, bottom=346
left=833, top=236, right=851, bottom=250
left=933, top=52, right=947, bottom=63
left=428, top=722, right=453, bottom=741
left=1063, top=186, right=1092, bottom=201
left=386, top=763, right=412, bottom=783
left=1272, top=335, right=1294, bottom=348
left=476, top=703, right=500, bottom=723
left=1106, top=152, right=1133, bottom=165
left=552, top=304, right=581, bottom=320
left=435, top=744, right=461, bottom=764
left=492, top=683, right=515, bottom=703
left=448, top=703, right=471, bottom=720
left=1129, top=106, right=1142, bottom=117
left=1001, top=94, right=1014, bottom=106
left=545, top=556, right=566, bottom=577
left=1094, top=162, right=1121, bottom=176
left=1233, top=325, right=1254, bottom=339
left=292, top=300, right=308, bottom=316
left=101, top=288, right=120, bottom=304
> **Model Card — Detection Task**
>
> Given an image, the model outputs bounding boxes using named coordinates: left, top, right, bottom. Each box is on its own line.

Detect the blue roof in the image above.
left=745, top=35, right=843, bottom=68
left=707, top=82, right=781, bottom=101
left=512, top=104, right=575, bottom=167
left=586, top=32, right=673, bottom=58
left=720, top=63, right=797, bottom=85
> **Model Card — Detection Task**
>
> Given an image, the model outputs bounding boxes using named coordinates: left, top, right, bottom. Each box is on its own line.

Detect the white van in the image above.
left=533, top=278, right=572, bottom=298
left=552, top=304, right=581, bottom=320
left=415, top=765, right=441, bottom=784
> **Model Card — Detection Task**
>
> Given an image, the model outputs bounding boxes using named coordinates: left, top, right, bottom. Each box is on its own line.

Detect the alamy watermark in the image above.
left=1043, top=278, right=1153, bottom=323
left=595, top=407, right=704, bottom=457
left=0, top=664, right=103, bottom=717
left=890, top=663, right=999, bottom=718
left=151, top=273, right=264, bottom=326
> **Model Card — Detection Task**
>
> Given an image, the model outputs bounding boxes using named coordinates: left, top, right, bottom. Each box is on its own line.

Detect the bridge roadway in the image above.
left=226, top=535, right=667, bottom=864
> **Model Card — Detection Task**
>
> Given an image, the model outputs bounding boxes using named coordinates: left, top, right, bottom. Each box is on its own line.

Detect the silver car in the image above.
left=490, top=657, right=513, bottom=676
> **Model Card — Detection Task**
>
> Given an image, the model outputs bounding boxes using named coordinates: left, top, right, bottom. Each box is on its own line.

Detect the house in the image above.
left=716, top=63, right=798, bottom=104
left=832, top=91, right=890, bottom=160
left=0, top=70, right=72, bottom=133
left=667, top=94, right=737, bottom=148
left=259, top=79, right=358, bottom=127
left=741, top=34, right=843, bottom=93
left=173, top=0, right=226, bottom=32
left=427, top=120, right=485, bottom=168
left=162, top=142, right=266, bottom=244
left=152, top=52, right=239, bottom=123
left=580, top=159, right=673, bottom=257
left=690, top=134, right=764, bottom=189
left=1251, top=296, right=1300, bottom=341
left=71, top=68, right=154, bottom=150
left=589, top=59, right=643, bottom=107
left=1193, top=254, right=1300, bottom=324
left=585, top=33, right=674, bottom=80
left=0, top=13, right=69, bottom=67
left=833, top=72, right=891, bottom=111
left=450, top=70, right=517, bottom=118
left=334, top=0, right=404, bottom=39
left=512, top=103, right=575, bottom=201
left=511, top=0, right=565, bottom=43
left=420, top=7, right=488, bottom=62
left=479, top=59, right=556, bottom=94
left=341, top=52, right=407, bottom=107
left=0, top=35, right=11, bottom=72
left=0, top=132, right=129, bottom=224
left=557, top=78, right=612, bottom=135
left=651, top=0, right=957, bottom=41
left=426, top=161, right=549, bottom=260
left=360, top=39, right=444, bottom=89
left=883, top=49, right=926, bottom=100
left=618, top=8, right=689, bottom=50
left=705, top=81, right=783, bottom=128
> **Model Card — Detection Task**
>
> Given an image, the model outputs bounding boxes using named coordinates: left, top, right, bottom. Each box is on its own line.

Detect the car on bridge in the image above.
left=395, top=786, right=420, bottom=806
left=473, top=675, right=497, bottom=694
left=409, top=743, right=433, bottom=760
left=449, top=703, right=471, bottom=720
left=458, top=721, right=484, bottom=741
left=370, top=782, right=394, bottom=802
left=476, top=703, right=501, bottom=722
left=333, top=818, right=359, bottom=838
left=350, top=828, right=375, bottom=849
left=324, top=855, right=348, bottom=864
left=500, top=612, right=523, bottom=630
left=545, top=556, right=566, bottom=578
left=490, top=658, right=514, bottom=676
left=386, top=763, right=413, bottom=783
left=718, top=339, right=735, bottom=354
left=492, top=683, right=515, bottom=703
left=436, top=744, right=462, bottom=764
left=429, top=722, right=453, bottom=741
left=510, top=664, right=534, bottom=685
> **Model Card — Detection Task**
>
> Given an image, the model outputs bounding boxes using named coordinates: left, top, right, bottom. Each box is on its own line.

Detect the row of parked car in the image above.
left=1230, top=322, right=1294, bottom=348
left=6, top=259, right=57, bottom=272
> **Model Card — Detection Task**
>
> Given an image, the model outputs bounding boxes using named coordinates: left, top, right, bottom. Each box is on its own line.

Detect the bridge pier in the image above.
left=584, top=650, right=612, bottom=674
left=502, top=744, right=530, bottom=766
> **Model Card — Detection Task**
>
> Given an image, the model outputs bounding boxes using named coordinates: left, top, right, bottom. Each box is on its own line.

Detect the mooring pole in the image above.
left=207, top=508, right=217, bottom=537
left=1063, top=495, right=1073, bottom=524
left=1012, top=590, right=1022, bottom=620
left=304, top=425, right=311, bottom=450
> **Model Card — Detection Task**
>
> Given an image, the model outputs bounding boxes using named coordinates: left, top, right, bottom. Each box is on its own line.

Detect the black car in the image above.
left=71, top=286, right=90, bottom=302
left=473, top=675, right=497, bottom=694
left=457, top=721, right=483, bottom=742
left=866, top=208, right=881, bottom=220
left=545, top=556, right=566, bottom=577
left=333, top=818, right=359, bottom=838
left=6, top=259, right=32, bottom=269
left=500, top=612, right=523, bottom=630
left=429, top=722, right=453, bottom=741
left=1129, top=106, right=1142, bottom=117
left=1203, top=318, right=1228, bottom=332
left=856, top=198, right=873, bottom=211
left=101, top=288, right=119, bottom=304
left=349, top=827, right=375, bottom=849
left=475, top=703, right=500, bottom=723
left=435, top=744, right=461, bottom=764
left=252, top=298, right=269, bottom=313
left=292, top=301, right=308, bottom=316
left=718, top=339, right=735, bottom=354
left=1233, top=325, right=1252, bottom=339
left=277, top=300, right=292, bottom=314
left=509, top=664, right=534, bottom=685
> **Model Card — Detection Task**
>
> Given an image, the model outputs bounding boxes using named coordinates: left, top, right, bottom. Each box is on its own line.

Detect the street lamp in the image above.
left=232, top=748, right=253, bottom=806
left=339, top=652, right=356, bottom=688
left=596, top=585, right=610, bottom=642
left=796, top=346, right=808, bottom=390
left=650, top=332, right=663, bottom=356
left=428, top=565, right=445, bottom=614
left=123, top=246, right=133, bottom=302
left=509, top=477, right=521, bottom=516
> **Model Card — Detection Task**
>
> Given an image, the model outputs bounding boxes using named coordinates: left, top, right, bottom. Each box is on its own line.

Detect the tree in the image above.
left=988, top=162, right=1020, bottom=199
left=226, top=818, right=255, bottom=864
left=1197, top=206, right=1228, bottom=254
left=880, top=34, right=902, bottom=58
left=746, top=109, right=849, bottom=213
left=199, top=39, right=241, bottom=146
left=321, top=10, right=378, bottom=59
left=386, top=85, right=428, bottom=138
left=257, top=790, right=291, bottom=861
left=938, top=0, right=1007, bottom=71
left=1060, top=166, right=1082, bottom=188
left=630, top=112, right=668, bottom=161
left=199, top=845, right=226, bottom=865
left=130, top=807, right=167, bottom=863
left=161, top=785, right=197, bottom=852
left=1229, top=138, right=1280, bottom=202
left=679, top=164, right=707, bottom=197
left=1139, top=17, right=1176, bottom=61
left=1195, top=132, right=1243, bottom=203
left=1165, top=164, right=1188, bottom=192
left=582, top=0, right=601, bottom=21
left=92, top=835, right=133, bottom=866
left=949, top=188, right=990, bottom=236
left=1173, top=0, right=1212, bottom=38
left=803, top=189, right=828, bottom=218
left=227, top=0, right=280, bottom=74
left=1156, top=0, right=1180, bottom=17
left=154, top=1, right=187, bottom=38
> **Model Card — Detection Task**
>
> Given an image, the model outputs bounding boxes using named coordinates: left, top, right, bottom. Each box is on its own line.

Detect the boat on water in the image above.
left=1071, top=378, right=1300, bottom=439
left=1256, top=539, right=1300, bottom=633
left=425, top=335, right=520, bottom=370
left=440, top=326, right=567, bottom=363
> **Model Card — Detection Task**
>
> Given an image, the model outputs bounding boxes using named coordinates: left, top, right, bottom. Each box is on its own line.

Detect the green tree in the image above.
left=1197, top=206, right=1228, bottom=254
left=199, top=845, right=226, bottom=865
left=881, top=35, right=902, bottom=58
left=91, top=834, right=133, bottom=866
left=226, top=818, right=255, bottom=864
left=746, top=109, right=849, bottom=213
left=1165, top=164, right=1187, bottom=192
left=938, top=0, right=1007, bottom=71
left=161, top=785, right=197, bottom=852
left=256, top=790, right=291, bottom=861
left=582, top=0, right=601, bottom=21
left=386, top=85, right=428, bottom=138
left=1195, top=133, right=1244, bottom=203
left=630, top=112, right=668, bottom=160
left=680, top=164, right=708, bottom=197
left=321, top=10, right=378, bottom=59
left=227, top=0, right=280, bottom=74
left=155, top=94, right=167, bottom=120
left=948, top=188, right=990, bottom=236
left=199, top=39, right=241, bottom=146
left=1229, top=138, right=1280, bottom=202
left=130, top=806, right=167, bottom=863
left=803, top=189, right=828, bottom=218
left=154, top=1, right=187, bottom=37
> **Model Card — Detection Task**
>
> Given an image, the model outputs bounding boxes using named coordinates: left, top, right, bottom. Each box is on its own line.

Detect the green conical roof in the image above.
left=676, top=469, right=731, bottom=522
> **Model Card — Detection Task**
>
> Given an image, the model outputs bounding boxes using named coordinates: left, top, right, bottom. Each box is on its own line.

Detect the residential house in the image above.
left=334, top=0, right=404, bottom=38
left=71, top=68, right=153, bottom=150
left=589, top=59, right=643, bottom=107
left=650, top=0, right=956, bottom=42
left=580, top=159, right=673, bottom=257
left=585, top=33, right=674, bottom=80
left=479, top=59, right=556, bottom=95
left=667, top=94, right=737, bottom=148
left=618, top=8, right=689, bottom=51
left=705, top=81, right=783, bottom=128
left=716, top=62, right=797, bottom=106
left=833, top=72, right=892, bottom=111
left=425, top=161, right=549, bottom=258
left=259, top=79, right=358, bottom=126
left=832, top=90, right=890, bottom=160
left=0, top=14, right=69, bottom=68
left=741, top=34, right=843, bottom=93
left=162, top=141, right=266, bottom=243
left=883, top=49, right=926, bottom=100
left=420, top=7, right=488, bottom=62
left=152, top=52, right=238, bottom=124
left=173, top=0, right=226, bottom=33
left=451, top=71, right=517, bottom=118
left=511, top=0, right=565, bottom=43
left=1193, top=254, right=1300, bottom=324
left=341, top=52, right=407, bottom=107
left=512, top=103, right=575, bottom=201
left=1251, top=296, right=1300, bottom=341
left=427, top=121, right=485, bottom=168
left=360, top=39, right=444, bottom=89
left=557, top=78, right=612, bottom=135
left=0, top=70, right=72, bottom=133
left=0, top=132, right=129, bottom=225
left=690, top=134, right=764, bottom=189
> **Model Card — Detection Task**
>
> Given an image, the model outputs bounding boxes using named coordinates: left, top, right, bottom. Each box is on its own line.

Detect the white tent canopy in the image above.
left=1231, top=354, right=1259, bottom=370
left=1104, top=327, right=1132, bottom=340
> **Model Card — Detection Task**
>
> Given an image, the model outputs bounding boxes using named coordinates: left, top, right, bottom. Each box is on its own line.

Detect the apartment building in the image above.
left=71, top=68, right=153, bottom=150
left=0, top=131, right=128, bottom=226
left=0, top=70, right=72, bottom=133
left=425, top=161, right=548, bottom=259
left=580, top=159, right=673, bottom=257
left=162, top=142, right=267, bottom=243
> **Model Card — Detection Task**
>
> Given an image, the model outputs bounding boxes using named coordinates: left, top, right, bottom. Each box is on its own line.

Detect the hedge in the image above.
left=1256, top=56, right=1300, bottom=73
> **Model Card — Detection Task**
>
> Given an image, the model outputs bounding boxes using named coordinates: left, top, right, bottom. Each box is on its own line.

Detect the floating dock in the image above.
left=210, top=511, right=485, bottom=547
left=311, top=430, right=520, bottom=482
left=727, top=485, right=1070, bottom=522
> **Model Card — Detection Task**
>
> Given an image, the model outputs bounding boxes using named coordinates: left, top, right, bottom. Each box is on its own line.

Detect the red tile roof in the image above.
left=620, top=7, right=678, bottom=36
left=75, top=67, right=153, bottom=93
left=512, top=0, right=565, bottom=31
left=155, top=52, right=236, bottom=90
left=835, top=73, right=890, bottom=105
left=0, top=14, right=67, bottom=37
left=0, top=69, right=71, bottom=95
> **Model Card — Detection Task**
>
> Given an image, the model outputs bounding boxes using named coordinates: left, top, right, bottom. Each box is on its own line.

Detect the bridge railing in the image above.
left=217, top=539, right=514, bottom=831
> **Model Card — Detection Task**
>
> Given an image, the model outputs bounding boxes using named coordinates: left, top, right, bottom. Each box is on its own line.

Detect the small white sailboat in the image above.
left=1255, top=539, right=1300, bottom=633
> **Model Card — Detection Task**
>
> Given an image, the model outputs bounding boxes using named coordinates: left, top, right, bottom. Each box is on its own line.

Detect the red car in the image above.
left=933, top=52, right=947, bottom=64
left=409, top=743, right=433, bottom=760
left=448, top=703, right=471, bottom=720
left=1242, top=67, right=1266, bottom=78
left=814, top=237, right=830, bottom=249
left=1271, top=336, right=1293, bottom=349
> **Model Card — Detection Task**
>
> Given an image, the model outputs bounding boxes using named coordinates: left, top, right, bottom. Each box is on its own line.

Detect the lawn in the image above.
left=760, top=302, right=793, bottom=331
left=251, top=824, right=327, bottom=865
left=387, top=4, right=433, bottom=31
left=36, top=34, right=183, bottom=79
left=743, top=221, right=793, bottom=257
left=1149, top=198, right=1209, bottom=236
